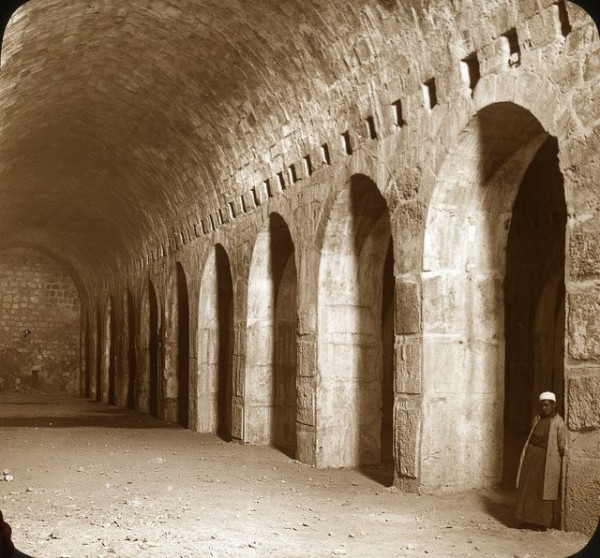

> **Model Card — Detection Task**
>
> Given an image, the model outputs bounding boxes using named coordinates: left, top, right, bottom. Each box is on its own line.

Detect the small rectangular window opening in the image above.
left=502, top=29, right=521, bottom=67
left=423, top=78, right=438, bottom=110
left=342, top=131, right=353, bottom=155
left=461, top=53, right=481, bottom=94
left=321, top=143, right=331, bottom=166
left=228, top=201, right=236, bottom=220
left=265, top=179, right=275, bottom=198
left=218, top=209, right=225, bottom=225
left=289, top=164, right=299, bottom=184
left=366, top=116, right=377, bottom=140
left=277, top=171, right=286, bottom=191
left=201, top=220, right=209, bottom=235
left=251, top=186, right=261, bottom=207
left=556, top=1, right=571, bottom=38
left=304, top=155, right=313, bottom=177
left=391, top=99, right=404, bottom=127
left=240, top=195, right=247, bottom=214
left=173, top=230, right=181, bottom=247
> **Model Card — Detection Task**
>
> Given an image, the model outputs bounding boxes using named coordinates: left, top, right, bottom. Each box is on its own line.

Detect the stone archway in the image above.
left=317, top=174, right=394, bottom=471
left=503, top=137, right=566, bottom=485
left=164, top=263, right=190, bottom=427
left=94, top=303, right=102, bottom=402
left=144, top=281, right=162, bottom=418
left=246, top=213, right=298, bottom=457
left=422, top=102, right=566, bottom=492
left=197, top=245, right=234, bottom=439
left=125, top=289, right=137, bottom=411
left=81, top=311, right=90, bottom=397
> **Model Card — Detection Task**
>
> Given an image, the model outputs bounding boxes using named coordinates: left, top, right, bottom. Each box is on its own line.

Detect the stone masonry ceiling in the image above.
left=0, top=0, right=574, bottom=287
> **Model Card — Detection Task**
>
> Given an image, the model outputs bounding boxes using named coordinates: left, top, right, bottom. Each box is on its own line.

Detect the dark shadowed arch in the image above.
left=317, top=174, right=394, bottom=474
left=197, top=245, right=234, bottom=439
left=246, top=213, right=298, bottom=457
left=126, top=289, right=137, bottom=410
left=423, top=103, right=565, bottom=496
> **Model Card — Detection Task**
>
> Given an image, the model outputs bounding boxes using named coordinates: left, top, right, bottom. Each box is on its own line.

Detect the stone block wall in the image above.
left=0, top=248, right=80, bottom=394
left=77, top=0, right=600, bottom=536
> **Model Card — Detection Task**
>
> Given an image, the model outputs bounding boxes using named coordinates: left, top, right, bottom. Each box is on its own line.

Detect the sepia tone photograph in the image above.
left=0, top=1, right=599, bottom=556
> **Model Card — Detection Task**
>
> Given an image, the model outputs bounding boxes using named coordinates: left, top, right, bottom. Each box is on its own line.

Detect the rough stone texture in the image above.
left=395, top=280, right=421, bottom=334
left=0, top=248, right=80, bottom=393
left=568, top=374, right=600, bottom=430
left=395, top=336, right=421, bottom=395
left=570, top=230, right=600, bottom=279
left=567, top=290, right=600, bottom=361
left=565, top=458, right=600, bottom=535
left=393, top=395, right=420, bottom=479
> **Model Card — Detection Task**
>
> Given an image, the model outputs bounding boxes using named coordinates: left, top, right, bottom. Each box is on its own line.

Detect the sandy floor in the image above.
left=0, top=393, right=590, bottom=558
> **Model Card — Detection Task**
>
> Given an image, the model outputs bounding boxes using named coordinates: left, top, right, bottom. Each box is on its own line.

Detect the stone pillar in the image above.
left=394, top=276, right=422, bottom=491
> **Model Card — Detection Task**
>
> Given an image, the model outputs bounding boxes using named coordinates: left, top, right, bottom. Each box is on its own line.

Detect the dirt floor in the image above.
left=0, top=393, right=590, bottom=558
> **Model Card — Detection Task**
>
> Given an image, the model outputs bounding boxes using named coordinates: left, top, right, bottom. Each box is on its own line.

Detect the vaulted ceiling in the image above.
left=0, top=1, right=595, bottom=290
left=0, top=0, right=409, bottom=285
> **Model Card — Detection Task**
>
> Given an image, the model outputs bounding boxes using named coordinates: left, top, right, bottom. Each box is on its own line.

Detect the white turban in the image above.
left=539, top=391, right=556, bottom=402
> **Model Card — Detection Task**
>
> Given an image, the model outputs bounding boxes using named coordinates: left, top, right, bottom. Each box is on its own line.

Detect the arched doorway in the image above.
left=422, top=103, right=565, bottom=492
left=147, top=281, right=161, bottom=419
left=95, top=302, right=102, bottom=402
left=137, top=285, right=151, bottom=413
left=126, top=289, right=137, bottom=410
left=165, top=263, right=190, bottom=427
left=81, top=311, right=90, bottom=397
left=246, top=213, right=298, bottom=457
left=317, top=174, right=394, bottom=472
left=503, top=137, right=566, bottom=484
left=197, top=245, right=234, bottom=439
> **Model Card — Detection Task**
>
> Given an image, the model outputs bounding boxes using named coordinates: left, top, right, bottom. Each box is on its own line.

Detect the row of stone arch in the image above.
left=82, top=103, right=568, bottom=491
left=85, top=176, right=396, bottom=467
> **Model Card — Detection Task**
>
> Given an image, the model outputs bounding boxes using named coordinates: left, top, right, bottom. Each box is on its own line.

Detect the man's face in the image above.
left=540, top=400, right=555, bottom=416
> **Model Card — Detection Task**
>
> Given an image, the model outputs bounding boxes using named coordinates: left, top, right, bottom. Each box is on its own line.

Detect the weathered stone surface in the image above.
left=296, top=423, right=316, bottom=466
left=394, top=396, right=421, bottom=479
left=296, top=381, right=315, bottom=426
left=565, top=458, right=600, bottom=535
left=395, top=280, right=421, bottom=334
left=568, top=429, right=600, bottom=458
left=0, top=248, right=80, bottom=395
left=570, top=230, right=600, bottom=279
left=162, top=398, right=178, bottom=424
left=395, top=336, right=422, bottom=395
left=296, top=338, right=317, bottom=378
left=231, top=398, right=244, bottom=441
left=568, top=374, right=600, bottom=430
left=568, top=290, right=600, bottom=361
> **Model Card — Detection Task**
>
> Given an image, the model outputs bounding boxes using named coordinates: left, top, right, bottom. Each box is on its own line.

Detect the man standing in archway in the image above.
left=515, top=392, right=566, bottom=530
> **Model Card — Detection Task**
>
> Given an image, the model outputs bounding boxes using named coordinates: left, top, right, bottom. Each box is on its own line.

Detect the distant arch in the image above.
left=197, top=245, right=234, bottom=439
left=317, top=174, right=394, bottom=474
left=422, top=102, right=565, bottom=492
left=246, top=213, right=298, bottom=457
